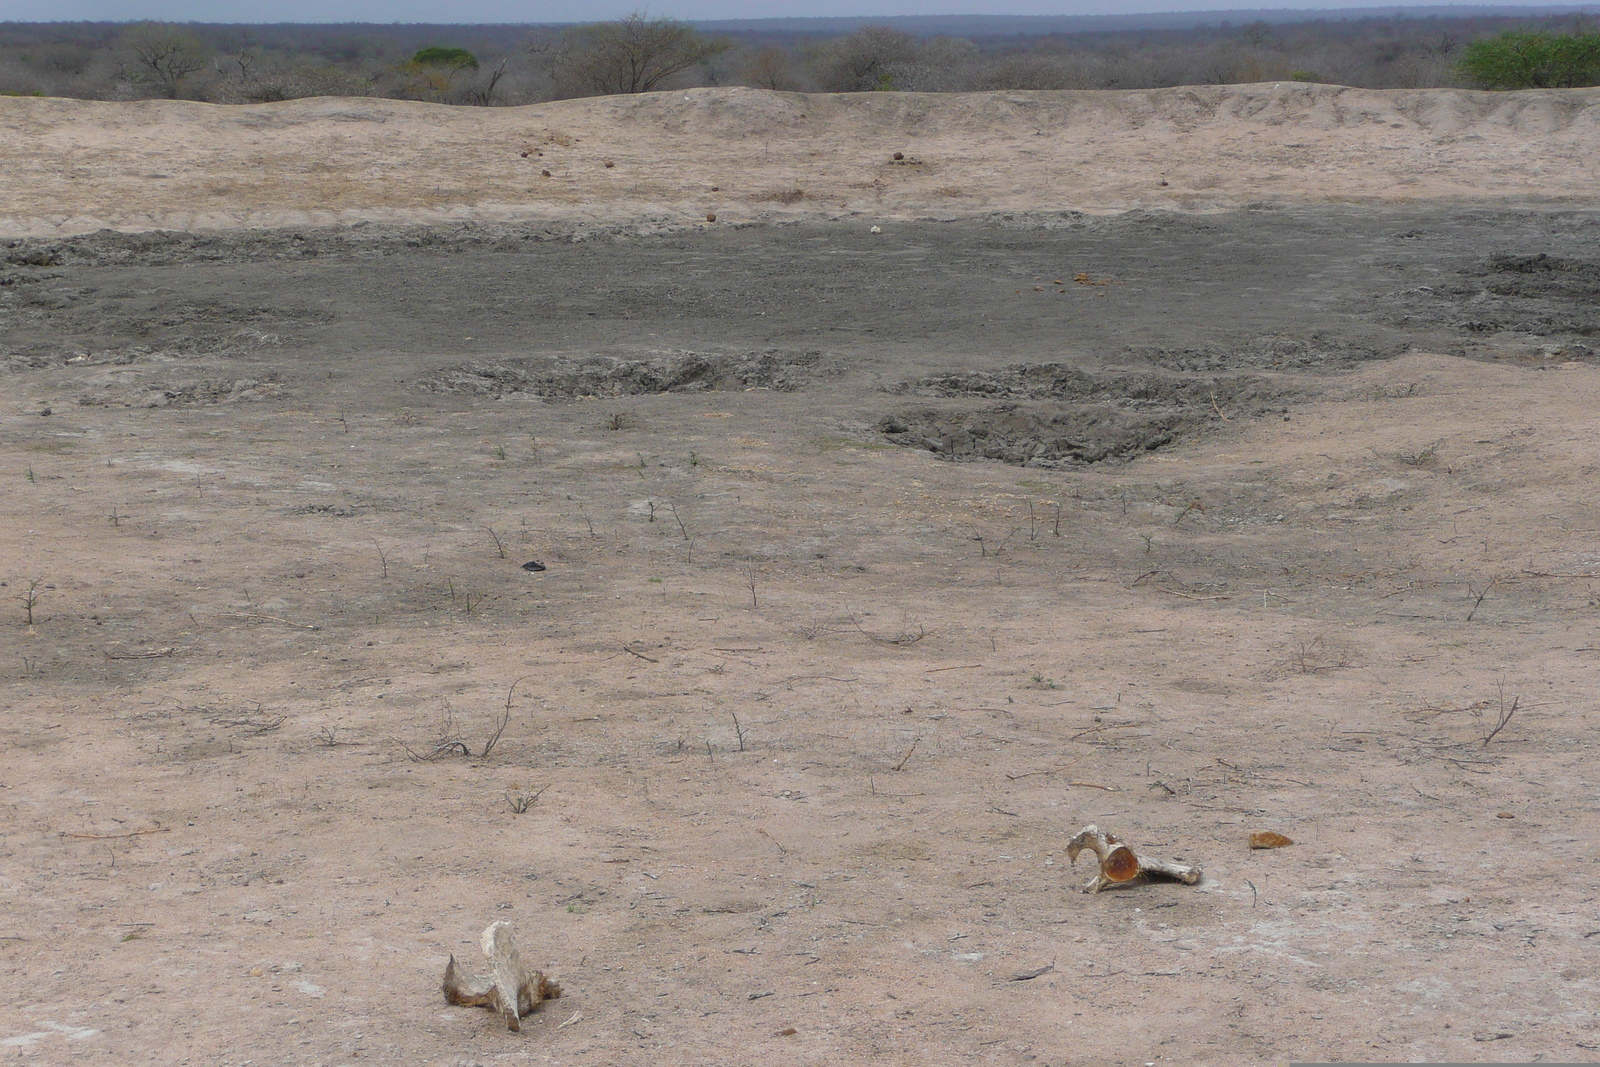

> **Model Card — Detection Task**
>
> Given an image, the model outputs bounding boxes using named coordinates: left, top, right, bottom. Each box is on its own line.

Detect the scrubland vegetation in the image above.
left=0, top=9, right=1595, bottom=104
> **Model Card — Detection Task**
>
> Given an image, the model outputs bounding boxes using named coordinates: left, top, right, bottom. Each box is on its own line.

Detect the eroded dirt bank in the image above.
left=2, top=82, right=1598, bottom=238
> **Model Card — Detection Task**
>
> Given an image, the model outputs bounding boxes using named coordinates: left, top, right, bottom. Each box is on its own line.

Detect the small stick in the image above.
left=1067, top=782, right=1119, bottom=792
left=925, top=663, right=983, bottom=673
left=1483, top=689, right=1518, bottom=747
left=1067, top=721, right=1145, bottom=741
left=61, top=825, right=170, bottom=840
left=623, top=645, right=659, bottom=663
left=1157, top=587, right=1232, bottom=601
left=668, top=501, right=691, bottom=541
left=215, top=612, right=320, bottom=631
left=869, top=777, right=926, bottom=798
left=480, top=679, right=522, bottom=759
left=1465, top=577, right=1497, bottom=622
left=104, top=647, right=176, bottom=659
left=1005, top=763, right=1079, bottom=781
left=484, top=526, right=506, bottom=559
left=893, top=738, right=921, bottom=772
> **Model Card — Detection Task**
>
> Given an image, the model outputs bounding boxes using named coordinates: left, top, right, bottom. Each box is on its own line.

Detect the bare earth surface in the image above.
left=1, top=83, right=1598, bottom=237
left=2, top=87, right=1600, bottom=1067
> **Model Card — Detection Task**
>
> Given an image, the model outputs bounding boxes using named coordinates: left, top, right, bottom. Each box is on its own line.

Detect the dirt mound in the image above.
left=3, top=83, right=1597, bottom=237
left=878, top=364, right=1293, bottom=466
left=423, top=349, right=829, bottom=399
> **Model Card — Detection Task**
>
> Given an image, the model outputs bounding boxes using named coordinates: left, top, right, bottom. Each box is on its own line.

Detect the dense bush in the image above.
left=1459, top=29, right=1600, bottom=88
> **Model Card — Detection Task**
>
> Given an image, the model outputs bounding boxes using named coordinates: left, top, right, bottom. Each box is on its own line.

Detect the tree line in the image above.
left=0, top=10, right=1595, bottom=104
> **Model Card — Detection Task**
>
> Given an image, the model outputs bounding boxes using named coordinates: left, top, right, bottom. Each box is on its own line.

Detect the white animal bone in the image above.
left=1066, top=823, right=1203, bottom=893
left=442, top=921, right=561, bottom=1031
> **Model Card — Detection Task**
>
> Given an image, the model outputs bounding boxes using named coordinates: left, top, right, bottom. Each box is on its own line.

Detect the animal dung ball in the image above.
left=541, top=170, right=551, bottom=178
left=519, top=150, right=530, bottom=158
left=710, top=185, right=720, bottom=191
left=1249, top=831, right=1294, bottom=849
left=521, top=560, right=547, bottom=573
left=706, top=213, right=717, bottom=222
left=893, top=151, right=905, bottom=160
left=603, top=160, right=615, bottom=168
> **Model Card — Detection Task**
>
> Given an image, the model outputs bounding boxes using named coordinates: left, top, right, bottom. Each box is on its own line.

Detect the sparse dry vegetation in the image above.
left=1, top=10, right=1595, bottom=103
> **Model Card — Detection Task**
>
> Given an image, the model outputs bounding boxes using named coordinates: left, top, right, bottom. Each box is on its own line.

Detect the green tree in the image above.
left=554, top=12, right=730, bottom=97
left=403, top=46, right=480, bottom=99
left=1458, top=29, right=1600, bottom=89
left=412, top=46, right=479, bottom=72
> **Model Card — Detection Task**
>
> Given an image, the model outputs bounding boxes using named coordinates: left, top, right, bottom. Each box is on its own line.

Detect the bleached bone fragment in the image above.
left=442, top=921, right=562, bottom=1032
left=1066, top=823, right=1203, bottom=894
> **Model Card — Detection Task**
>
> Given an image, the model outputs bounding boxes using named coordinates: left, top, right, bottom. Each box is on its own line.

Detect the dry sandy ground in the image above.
left=1, top=83, right=1598, bottom=237
left=2, top=87, right=1600, bottom=1067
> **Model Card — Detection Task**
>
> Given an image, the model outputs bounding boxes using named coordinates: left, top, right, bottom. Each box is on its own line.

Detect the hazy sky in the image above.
left=0, top=0, right=1589, bottom=22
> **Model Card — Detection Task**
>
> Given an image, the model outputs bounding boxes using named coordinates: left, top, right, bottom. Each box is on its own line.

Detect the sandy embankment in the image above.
left=1, top=82, right=1597, bottom=237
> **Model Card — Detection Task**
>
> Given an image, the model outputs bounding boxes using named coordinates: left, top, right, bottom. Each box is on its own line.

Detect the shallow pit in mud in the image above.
left=877, top=363, right=1297, bottom=467
left=422, top=349, right=831, bottom=399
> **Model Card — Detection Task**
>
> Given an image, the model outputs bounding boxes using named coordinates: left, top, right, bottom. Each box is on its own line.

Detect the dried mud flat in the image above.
left=4, top=89, right=1600, bottom=1067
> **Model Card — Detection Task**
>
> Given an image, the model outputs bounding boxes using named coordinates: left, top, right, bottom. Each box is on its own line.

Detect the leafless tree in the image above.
left=810, top=26, right=922, bottom=92
left=461, top=58, right=509, bottom=105
left=122, top=22, right=207, bottom=99
left=553, top=11, right=730, bottom=97
left=741, top=46, right=794, bottom=90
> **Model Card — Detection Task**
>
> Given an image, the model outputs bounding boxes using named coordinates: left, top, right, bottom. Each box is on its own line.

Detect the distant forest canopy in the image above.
left=1, top=6, right=1596, bottom=103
